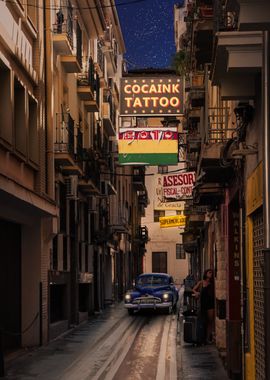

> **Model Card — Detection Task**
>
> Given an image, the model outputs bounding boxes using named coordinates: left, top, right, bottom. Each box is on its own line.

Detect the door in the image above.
left=152, top=252, right=167, bottom=273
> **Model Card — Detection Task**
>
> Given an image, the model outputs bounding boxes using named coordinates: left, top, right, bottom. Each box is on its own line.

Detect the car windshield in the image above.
left=137, top=275, right=169, bottom=286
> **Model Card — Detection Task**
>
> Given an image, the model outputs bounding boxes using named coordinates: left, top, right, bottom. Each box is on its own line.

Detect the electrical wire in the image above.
left=1, top=0, right=151, bottom=11
left=101, top=167, right=191, bottom=177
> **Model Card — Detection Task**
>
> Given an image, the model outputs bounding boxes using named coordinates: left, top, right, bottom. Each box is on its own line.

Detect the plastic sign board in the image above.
left=118, top=127, right=178, bottom=165
left=120, top=77, right=183, bottom=116
left=159, top=215, right=186, bottom=228
left=155, top=171, right=196, bottom=202
left=154, top=174, right=185, bottom=210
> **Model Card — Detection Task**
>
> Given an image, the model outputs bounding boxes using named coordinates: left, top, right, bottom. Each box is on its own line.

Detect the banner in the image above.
left=120, top=77, right=184, bottom=116
left=159, top=215, right=186, bottom=228
left=118, top=127, right=178, bottom=165
left=155, top=171, right=196, bottom=202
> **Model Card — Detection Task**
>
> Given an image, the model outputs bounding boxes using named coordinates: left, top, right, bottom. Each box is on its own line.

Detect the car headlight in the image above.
left=162, top=293, right=169, bottom=301
left=125, top=294, right=131, bottom=301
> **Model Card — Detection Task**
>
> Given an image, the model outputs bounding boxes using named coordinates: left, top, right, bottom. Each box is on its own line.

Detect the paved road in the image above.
left=3, top=305, right=178, bottom=380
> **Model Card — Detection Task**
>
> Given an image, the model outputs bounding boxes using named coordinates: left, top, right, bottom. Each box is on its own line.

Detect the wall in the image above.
left=142, top=166, right=188, bottom=285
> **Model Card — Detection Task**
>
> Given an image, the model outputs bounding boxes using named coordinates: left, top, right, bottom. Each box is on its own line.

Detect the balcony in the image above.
left=77, top=57, right=95, bottom=101
left=60, top=55, right=81, bottom=73
left=84, top=73, right=100, bottom=113
left=135, top=226, right=149, bottom=243
left=95, top=41, right=106, bottom=86
left=138, top=190, right=149, bottom=208
left=78, top=149, right=101, bottom=194
left=102, top=90, right=116, bottom=136
left=212, top=3, right=262, bottom=99
left=238, top=0, right=270, bottom=31
left=52, top=13, right=73, bottom=55
left=193, top=183, right=225, bottom=206
left=54, top=113, right=82, bottom=175
left=133, top=167, right=146, bottom=191
left=187, top=133, right=202, bottom=153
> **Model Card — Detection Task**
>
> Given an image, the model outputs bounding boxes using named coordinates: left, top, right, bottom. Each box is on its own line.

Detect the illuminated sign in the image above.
left=118, top=127, right=178, bottom=165
left=159, top=215, right=186, bottom=228
left=120, top=77, right=183, bottom=116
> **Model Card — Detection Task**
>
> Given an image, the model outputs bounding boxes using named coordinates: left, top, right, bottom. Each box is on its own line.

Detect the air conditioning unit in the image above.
left=89, top=196, right=97, bottom=212
left=65, top=176, right=77, bottom=198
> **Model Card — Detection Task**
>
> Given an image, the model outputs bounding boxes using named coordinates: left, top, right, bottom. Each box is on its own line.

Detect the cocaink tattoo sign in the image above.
left=120, top=77, right=184, bottom=116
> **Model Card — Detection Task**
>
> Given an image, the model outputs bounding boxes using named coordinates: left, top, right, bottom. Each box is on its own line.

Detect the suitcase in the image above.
left=183, top=315, right=205, bottom=344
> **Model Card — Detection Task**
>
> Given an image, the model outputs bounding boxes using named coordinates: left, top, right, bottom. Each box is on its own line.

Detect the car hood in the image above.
left=135, top=285, right=171, bottom=295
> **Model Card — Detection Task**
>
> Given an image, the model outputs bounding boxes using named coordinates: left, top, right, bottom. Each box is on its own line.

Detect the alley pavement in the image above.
left=2, top=300, right=229, bottom=380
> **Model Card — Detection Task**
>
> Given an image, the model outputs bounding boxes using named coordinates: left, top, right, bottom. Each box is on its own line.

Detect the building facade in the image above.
left=175, top=0, right=270, bottom=379
left=0, top=0, right=147, bottom=354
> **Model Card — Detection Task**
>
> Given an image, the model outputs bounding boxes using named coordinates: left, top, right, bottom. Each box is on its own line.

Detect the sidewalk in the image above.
left=177, top=286, right=229, bottom=380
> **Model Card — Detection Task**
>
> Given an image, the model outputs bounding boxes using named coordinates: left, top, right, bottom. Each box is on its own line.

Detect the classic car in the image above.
left=124, top=273, right=179, bottom=315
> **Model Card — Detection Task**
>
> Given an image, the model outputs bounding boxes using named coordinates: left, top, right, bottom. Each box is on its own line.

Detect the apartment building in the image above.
left=175, top=0, right=270, bottom=379
left=0, top=0, right=147, bottom=354
left=0, top=0, right=58, bottom=350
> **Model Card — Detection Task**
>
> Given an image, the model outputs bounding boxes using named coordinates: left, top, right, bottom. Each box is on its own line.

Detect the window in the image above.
left=28, top=95, right=38, bottom=164
left=158, top=166, right=168, bottom=174
left=0, top=64, right=12, bottom=144
left=14, top=77, right=26, bottom=155
left=154, top=210, right=165, bottom=222
left=176, top=244, right=186, bottom=259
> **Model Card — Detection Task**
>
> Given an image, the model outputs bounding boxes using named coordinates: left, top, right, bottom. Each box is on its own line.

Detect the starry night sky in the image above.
left=117, top=0, right=184, bottom=69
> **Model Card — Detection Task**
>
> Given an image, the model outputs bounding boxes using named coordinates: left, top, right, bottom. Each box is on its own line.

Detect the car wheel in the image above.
left=128, top=309, right=134, bottom=316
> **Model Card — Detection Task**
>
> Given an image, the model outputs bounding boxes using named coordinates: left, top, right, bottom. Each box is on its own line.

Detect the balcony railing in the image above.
left=207, top=106, right=235, bottom=142
left=53, top=8, right=73, bottom=48
left=97, top=40, right=105, bottom=74
left=135, top=226, right=149, bottom=243
left=77, top=57, right=96, bottom=93
left=54, top=112, right=75, bottom=156
left=213, top=0, right=239, bottom=33
left=54, top=113, right=84, bottom=161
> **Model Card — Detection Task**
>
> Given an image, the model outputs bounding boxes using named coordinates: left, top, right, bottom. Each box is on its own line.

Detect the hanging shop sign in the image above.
left=159, top=215, right=186, bottom=228
left=154, top=174, right=185, bottom=210
left=120, top=77, right=184, bottom=116
left=155, top=171, right=196, bottom=202
left=118, top=127, right=178, bottom=165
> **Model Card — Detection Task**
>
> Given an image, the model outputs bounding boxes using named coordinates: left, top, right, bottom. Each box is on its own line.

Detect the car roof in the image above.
left=138, top=273, right=170, bottom=277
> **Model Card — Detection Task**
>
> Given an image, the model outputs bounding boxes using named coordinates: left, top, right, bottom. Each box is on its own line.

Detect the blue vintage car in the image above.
left=124, top=273, right=179, bottom=315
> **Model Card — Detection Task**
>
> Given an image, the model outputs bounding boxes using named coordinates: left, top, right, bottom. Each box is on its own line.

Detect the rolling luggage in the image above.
left=183, top=315, right=205, bottom=344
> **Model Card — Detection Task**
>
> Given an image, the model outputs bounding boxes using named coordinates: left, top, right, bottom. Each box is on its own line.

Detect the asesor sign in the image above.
left=120, top=77, right=183, bottom=116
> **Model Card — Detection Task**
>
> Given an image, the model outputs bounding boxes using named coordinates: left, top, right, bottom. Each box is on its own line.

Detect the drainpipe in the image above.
left=262, top=30, right=270, bottom=380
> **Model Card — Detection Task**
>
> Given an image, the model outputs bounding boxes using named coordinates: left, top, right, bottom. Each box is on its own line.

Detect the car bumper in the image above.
left=125, top=301, right=172, bottom=310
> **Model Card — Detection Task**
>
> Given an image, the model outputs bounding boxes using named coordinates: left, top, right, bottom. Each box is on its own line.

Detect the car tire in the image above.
left=128, top=309, right=134, bottom=316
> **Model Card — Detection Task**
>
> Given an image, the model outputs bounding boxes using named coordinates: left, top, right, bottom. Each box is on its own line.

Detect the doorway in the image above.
left=152, top=251, right=167, bottom=273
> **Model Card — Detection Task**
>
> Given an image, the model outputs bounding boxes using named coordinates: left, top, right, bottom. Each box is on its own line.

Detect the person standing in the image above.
left=192, top=269, right=215, bottom=343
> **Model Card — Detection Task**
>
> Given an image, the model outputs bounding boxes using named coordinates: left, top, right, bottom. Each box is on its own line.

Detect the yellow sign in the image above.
left=159, top=215, right=186, bottom=228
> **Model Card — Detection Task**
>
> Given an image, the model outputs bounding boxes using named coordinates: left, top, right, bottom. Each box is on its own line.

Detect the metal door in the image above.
left=253, top=209, right=265, bottom=379
left=152, top=252, right=167, bottom=273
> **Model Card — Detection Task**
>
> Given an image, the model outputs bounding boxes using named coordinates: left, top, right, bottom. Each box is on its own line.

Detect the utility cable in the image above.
left=1, top=0, right=151, bottom=11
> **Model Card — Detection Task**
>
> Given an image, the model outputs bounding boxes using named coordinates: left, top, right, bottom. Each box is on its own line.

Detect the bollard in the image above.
left=0, top=329, right=4, bottom=377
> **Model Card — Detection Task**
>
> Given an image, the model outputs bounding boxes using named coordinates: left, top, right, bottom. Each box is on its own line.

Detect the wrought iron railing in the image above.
left=54, top=112, right=75, bottom=156
left=76, top=22, right=82, bottom=68
left=207, top=106, right=235, bottom=142
left=97, top=40, right=105, bottom=73
left=213, top=0, right=239, bottom=34
left=53, top=7, right=73, bottom=48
